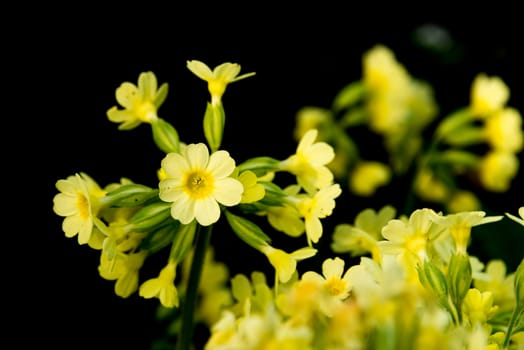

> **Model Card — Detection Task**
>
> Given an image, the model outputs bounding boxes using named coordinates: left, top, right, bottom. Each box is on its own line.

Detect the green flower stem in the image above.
left=502, top=307, right=523, bottom=349
left=177, top=224, right=213, bottom=350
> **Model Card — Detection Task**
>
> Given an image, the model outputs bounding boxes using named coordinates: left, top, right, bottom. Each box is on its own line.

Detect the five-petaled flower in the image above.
left=187, top=60, right=256, bottom=106
left=159, top=143, right=243, bottom=226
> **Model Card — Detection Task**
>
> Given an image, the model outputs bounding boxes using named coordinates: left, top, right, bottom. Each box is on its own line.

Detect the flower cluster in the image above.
left=52, top=47, right=524, bottom=350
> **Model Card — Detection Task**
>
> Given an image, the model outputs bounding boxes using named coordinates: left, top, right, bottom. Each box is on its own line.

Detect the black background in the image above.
left=10, top=7, right=524, bottom=349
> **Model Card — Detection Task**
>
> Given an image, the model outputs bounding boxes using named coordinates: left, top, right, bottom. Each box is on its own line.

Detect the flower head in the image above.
left=159, top=143, right=243, bottom=226
left=302, top=257, right=353, bottom=300
left=187, top=60, right=255, bottom=105
left=139, top=259, right=179, bottom=308
left=52, top=172, right=106, bottom=245
left=470, top=73, right=509, bottom=118
left=279, top=129, right=336, bottom=193
left=107, top=71, right=167, bottom=130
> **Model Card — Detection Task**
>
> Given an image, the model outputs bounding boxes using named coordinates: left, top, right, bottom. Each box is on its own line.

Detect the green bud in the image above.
left=418, top=260, right=448, bottom=300
left=140, top=221, right=179, bottom=254
left=447, top=253, right=472, bottom=308
left=225, top=210, right=271, bottom=250
left=429, top=149, right=480, bottom=168
left=434, top=108, right=473, bottom=141
left=258, top=181, right=288, bottom=206
left=129, top=201, right=172, bottom=231
left=332, top=81, right=365, bottom=112
left=440, top=126, right=485, bottom=146
left=104, top=183, right=158, bottom=207
left=152, top=118, right=180, bottom=153
left=203, top=102, right=225, bottom=153
left=237, top=156, right=280, bottom=176
left=169, top=220, right=197, bottom=263
left=514, top=258, right=524, bottom=309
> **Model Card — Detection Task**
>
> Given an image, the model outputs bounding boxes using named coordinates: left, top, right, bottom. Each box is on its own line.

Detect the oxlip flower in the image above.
left=159, top=143, right=243, bottom=226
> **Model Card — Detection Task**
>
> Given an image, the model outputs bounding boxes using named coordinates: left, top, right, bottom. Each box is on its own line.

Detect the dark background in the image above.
left=10, top=8, right=524, bottom=349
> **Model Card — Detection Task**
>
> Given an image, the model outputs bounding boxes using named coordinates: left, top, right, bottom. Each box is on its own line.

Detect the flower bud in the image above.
left=104, top=184, right=158, bottom=207
left=203, top=102, right=225, bottom=153
left=129, top=202, right=172, bottom=231
left=151, top=118, right=180, bottom=154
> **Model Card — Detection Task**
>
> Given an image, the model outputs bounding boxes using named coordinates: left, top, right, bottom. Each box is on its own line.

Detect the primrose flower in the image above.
left=237, top=170, right=265, bottom=203
left=296, top=183, right=342, bottom=246
left=279, top=128, right=336, bottom=193
left=53, top=172, right=106, bottom=245
left=302, top=257, right=353, bottom=300
left=430, top=211, right=503, bottom=254
left=479, top=150, right=519, bottom=192
left=260, top=245, right=317, bottom=285
left=349, top=161, right=391, bottom=196
left=139, top=259, right=179, bottom=308
left=470, top=73, right=509, bottom=118
left=159, top=143, right=243, bottom=226
left=107, top=71, right=167, bottom=130
left=484, top=107, right=523, bottom=152
left=187, top=60, right=255, bottom=105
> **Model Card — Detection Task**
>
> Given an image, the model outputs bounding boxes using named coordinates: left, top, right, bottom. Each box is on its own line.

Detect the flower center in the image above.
left=326, top=277, right=347, bottom=297
left=185, top=170, right=214, bottom=199
left=76, top=192, right=90, bottom=220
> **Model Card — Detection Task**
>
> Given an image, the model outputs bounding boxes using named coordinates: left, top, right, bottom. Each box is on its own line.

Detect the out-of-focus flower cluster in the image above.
left=52, top=46, right=524, bottom=350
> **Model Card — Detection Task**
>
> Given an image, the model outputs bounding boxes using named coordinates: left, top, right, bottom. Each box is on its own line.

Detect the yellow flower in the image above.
left=139, top=260, right=179, bottom=308
left=446, top=190, right=481, bottom=213
left=470, top=73, right=509, bottom=118
left=479, top=150, right=519, bottom=192
left=462, top=288, right=498, bottom=327
left=159, top=143, right=243, bottom=226
left=279, top=128, right=336, bottom=193
left=431, top=211, right=503, bottom=254
left=186, top=60, right=255, bottom=105
left=296, top=184, right=342, bottom=246
left=349, top=161, right=391, bottom=196
left=301, top=257, right=353, bottom=300
left=261, top=245, right=317, bottom=284
left=107, top=71, right=167, bottom=130
left=484, top=107, right=523, bottom=152
left=237, top=170, right=265, bottom=203
left=52, top=172, right=106, bottom=245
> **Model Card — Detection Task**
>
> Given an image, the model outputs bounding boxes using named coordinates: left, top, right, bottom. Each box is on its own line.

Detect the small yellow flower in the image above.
left=484, top=107, right=523, bottom=152
left=470, top=73, right=509, bottom=118
left=279, top=129, right=336, bottom=193
left=237, top=170, right=265, bottom=203
left=349, top=161, right=391, bottom=196
left=296, top=184, right=342, bottom=246
left=302, top=257, right=353, bottom=300
left=261, top=245, right=317, bottom=284
left=139, top=260, right=179, bottom=308
left=479, top=150, right=519, bottom=192
left=52, top=172, right=106, bottom=245
left=187, top=60, right=255, bottom=105
left=107, top=71, right=167, bottom=130
left=159, top=143, right=243, bottom=226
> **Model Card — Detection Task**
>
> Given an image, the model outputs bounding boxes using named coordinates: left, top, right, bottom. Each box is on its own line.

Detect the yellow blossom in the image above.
left=302, top=257, right=353, bottom=300
left=349, top=161, right=391, bottom=196
left=186, top=60, right=255, bottom=105
left=237, top=170, right=265, bottom=203
left=279, top=128, right=336, bottom=193
left=139, top=259, right=179, bottom=308
left=462, top=288, right=498, bottom=327
left=159, top=143, right=243, bottom=226
left=260, top=245, right=317, bottom=285
left=53, top=172, right=106, bottom=245
left=107, top=71, right=167, bottom=130
left=479, top=150, right=519, bottom=192
left=446, top=190, right=481, bottom=213
left=470, top=73, right=509, bottom=118
left=484, top=107, right=523, bottom=152
left=296, top=184, right=342, bottom=246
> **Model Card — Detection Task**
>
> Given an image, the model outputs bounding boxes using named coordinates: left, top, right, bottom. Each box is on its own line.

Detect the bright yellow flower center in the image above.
left=135, top=101, right=156, bottom=123
left=184, top=170, right=214, bottom=199
left=325, top=277, right=346, bottom=297
left=76, top=192, right=90, bottom=220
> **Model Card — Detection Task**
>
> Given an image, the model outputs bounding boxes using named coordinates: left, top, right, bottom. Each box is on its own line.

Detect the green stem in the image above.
left=502, top=307, right=523, bottom=349
left=177, top=224, right=213, bottom=350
